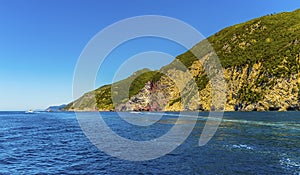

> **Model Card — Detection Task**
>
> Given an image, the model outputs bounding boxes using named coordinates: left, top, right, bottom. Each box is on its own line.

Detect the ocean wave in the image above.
left=226, top=144, right=254, bottom=150
left=279, top=155, right=300, bottom=173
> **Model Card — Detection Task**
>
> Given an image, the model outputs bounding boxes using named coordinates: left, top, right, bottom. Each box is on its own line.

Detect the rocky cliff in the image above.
left=64, top=9, right=300, bottom=112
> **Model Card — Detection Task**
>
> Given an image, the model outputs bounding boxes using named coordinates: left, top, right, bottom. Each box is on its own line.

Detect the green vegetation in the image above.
left=128, top=71, right=163, bottom=98
left=169, top=97, right=181, bottom=106
left=195, top=74, right=209, bottom=91
left=95, top=85, right=113, bottom=109
left=207, top=9, right=300, bottom=77
left=238, top=86, right=262, bottom=103
left=176, top=51, right=198, bottom=68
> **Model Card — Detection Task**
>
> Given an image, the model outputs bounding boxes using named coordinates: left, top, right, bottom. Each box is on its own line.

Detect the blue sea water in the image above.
left=0, top=111, right=300, bottom=174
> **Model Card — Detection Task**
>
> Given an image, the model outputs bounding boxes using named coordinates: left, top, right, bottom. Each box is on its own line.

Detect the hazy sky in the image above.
left=0, top=0, right=299, bottom=110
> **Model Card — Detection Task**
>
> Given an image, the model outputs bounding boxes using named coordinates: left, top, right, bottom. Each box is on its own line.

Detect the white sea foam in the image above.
left=229, top=144, right=254, bottom=150
left=279, top=155, right=300, bottom=173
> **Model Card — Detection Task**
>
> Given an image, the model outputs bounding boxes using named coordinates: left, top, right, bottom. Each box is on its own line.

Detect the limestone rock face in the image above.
left=116, top=81, right=169, bottom=111
left=116, top=61, right=300, bottom=112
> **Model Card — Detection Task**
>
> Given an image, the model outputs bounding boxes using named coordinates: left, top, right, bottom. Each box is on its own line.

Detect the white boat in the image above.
left=26, top=109, right=34, bottom=113
left=130, top=111, right=143, bottom=115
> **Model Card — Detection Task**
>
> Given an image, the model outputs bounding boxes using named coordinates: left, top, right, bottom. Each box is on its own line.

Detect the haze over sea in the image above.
left=1, top=111, right=299, bottom=174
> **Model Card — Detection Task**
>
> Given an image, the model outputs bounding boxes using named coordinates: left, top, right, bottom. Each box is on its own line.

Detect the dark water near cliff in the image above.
left=0, top=111, right=300, bottom=174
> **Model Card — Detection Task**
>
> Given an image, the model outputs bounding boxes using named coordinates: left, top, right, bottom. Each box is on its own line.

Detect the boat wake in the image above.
left=130, top=112, right=300, bottom=130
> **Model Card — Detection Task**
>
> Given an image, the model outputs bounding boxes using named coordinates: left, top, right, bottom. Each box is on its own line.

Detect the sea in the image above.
left=0, top=111, right=299, bottom=174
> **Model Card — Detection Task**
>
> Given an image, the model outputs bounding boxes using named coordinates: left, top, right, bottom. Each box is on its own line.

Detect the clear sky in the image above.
left=0, top=0, right=299, bottom=110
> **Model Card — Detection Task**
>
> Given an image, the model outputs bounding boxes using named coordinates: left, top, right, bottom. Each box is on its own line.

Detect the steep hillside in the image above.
left=64, top=9, right=300, bottom=111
